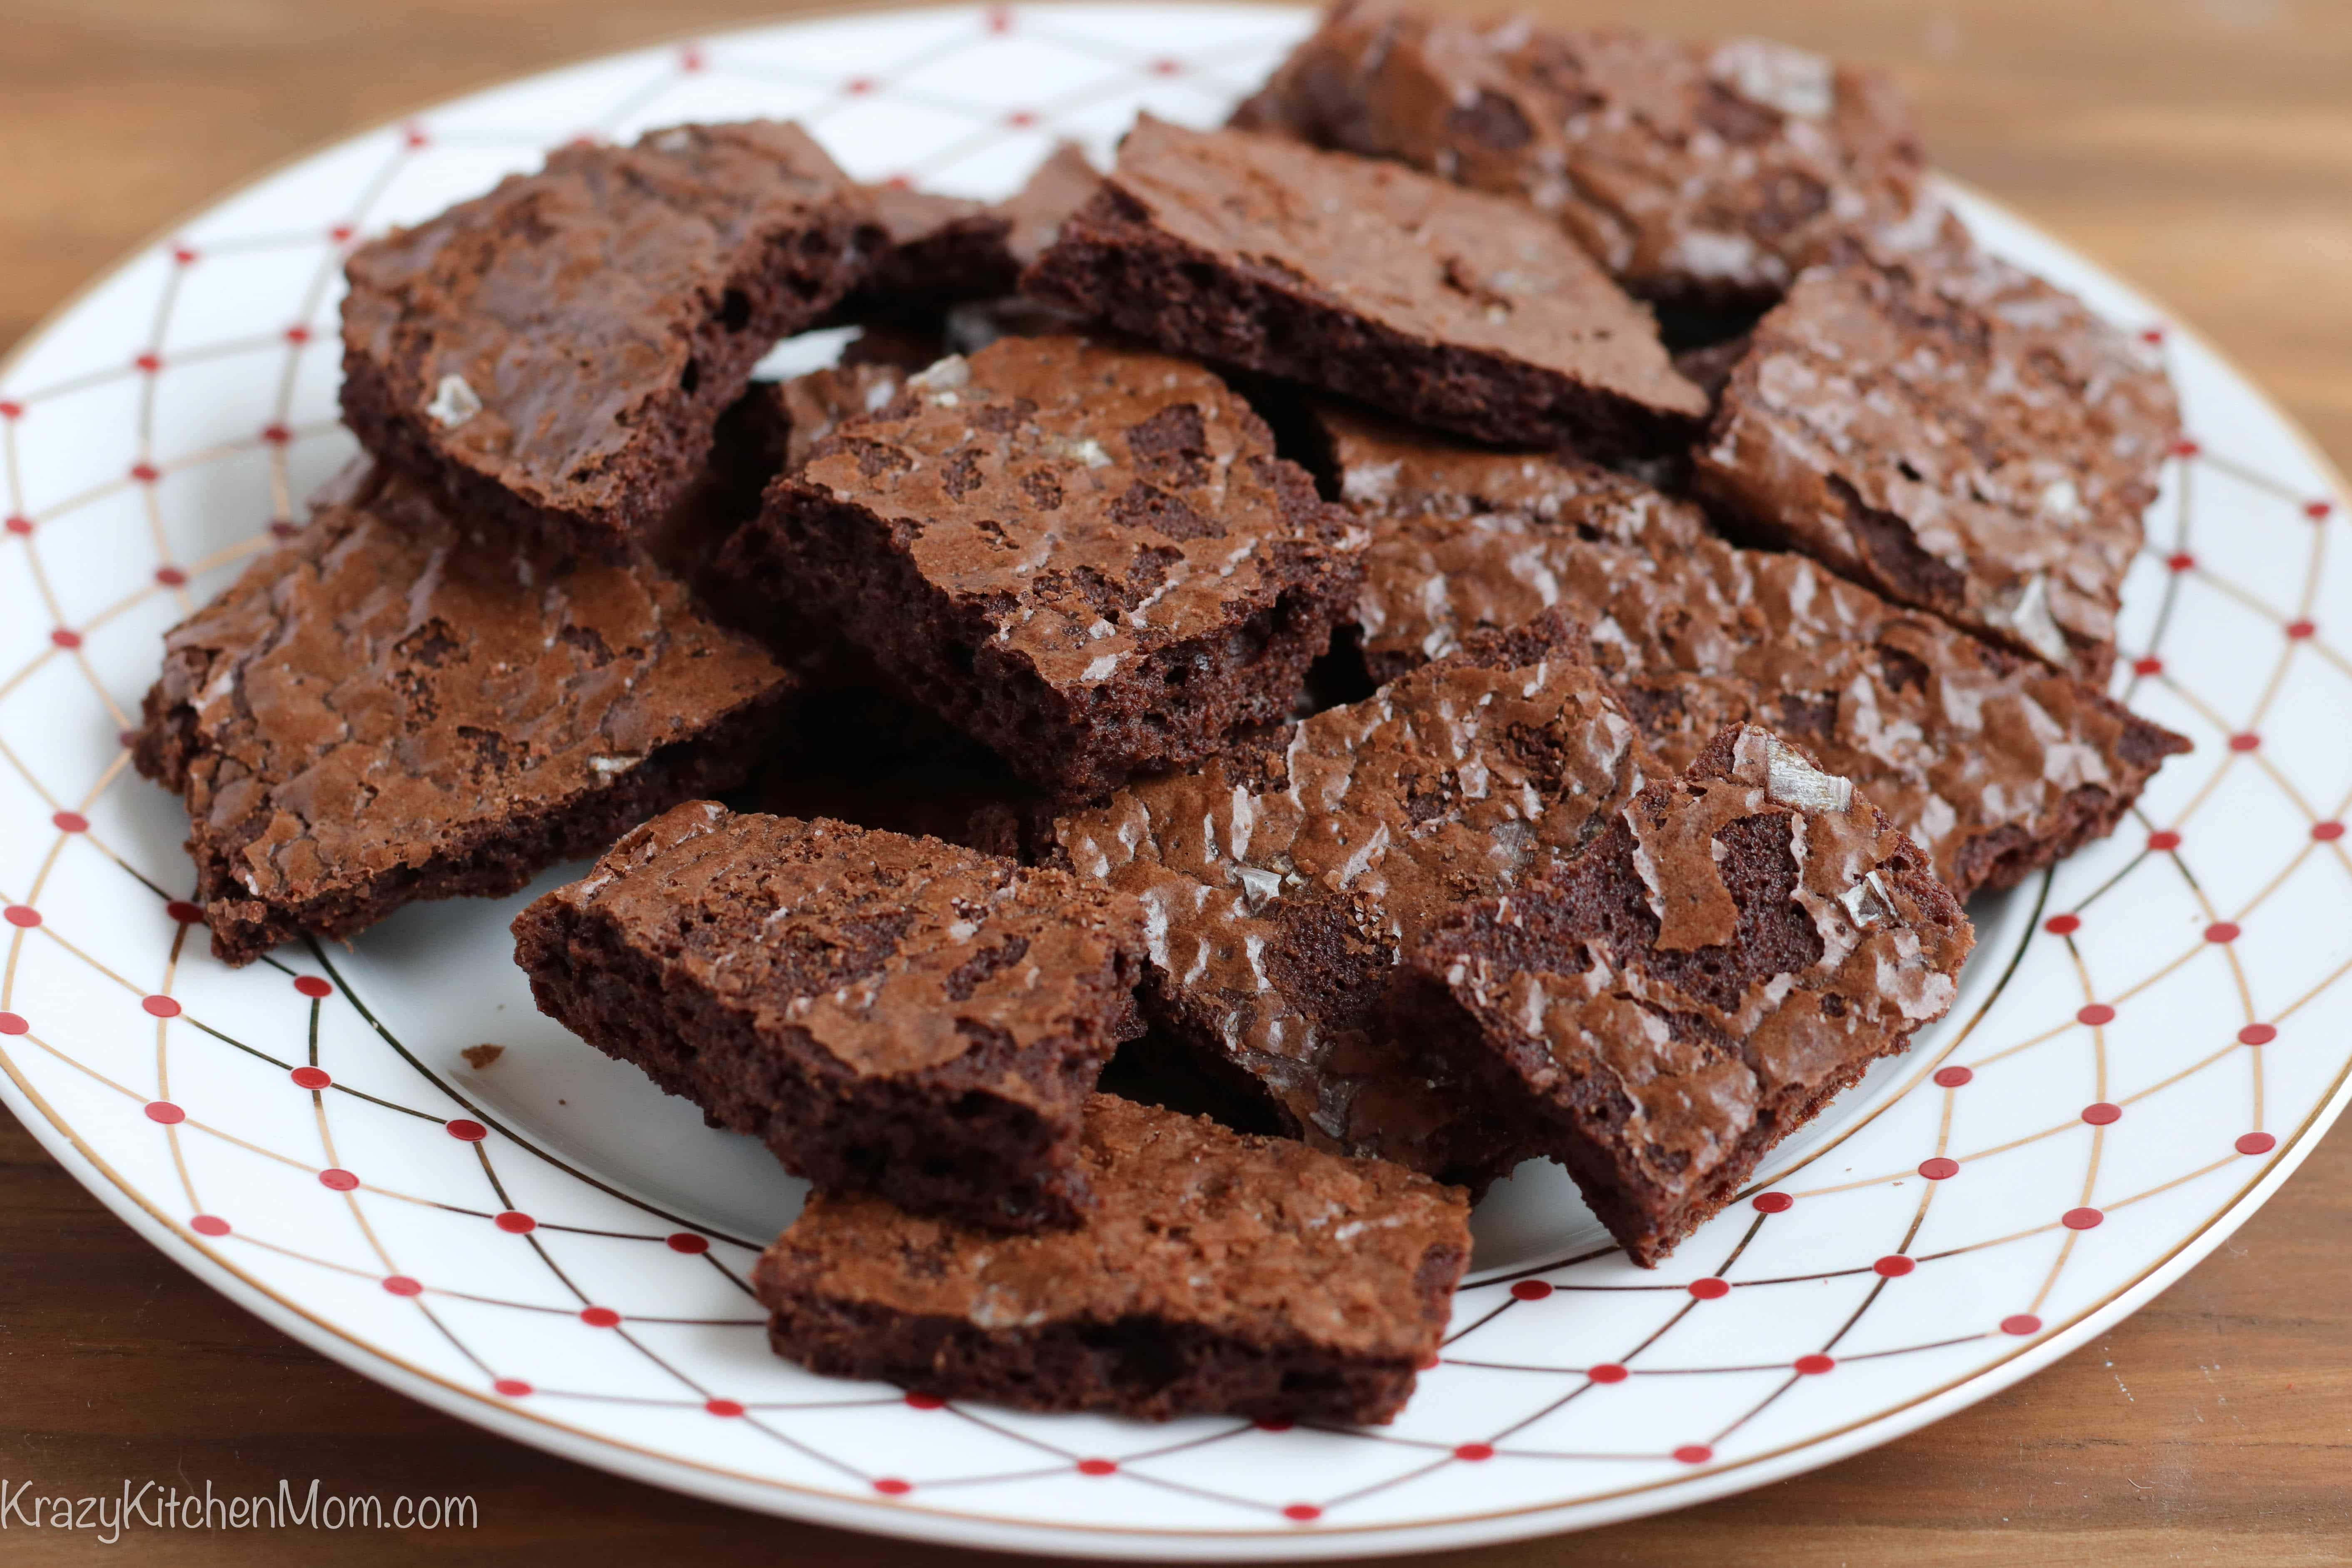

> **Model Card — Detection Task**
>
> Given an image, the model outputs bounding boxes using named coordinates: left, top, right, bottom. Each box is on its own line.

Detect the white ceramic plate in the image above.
left=2, top=4, right=2347, bottom=1558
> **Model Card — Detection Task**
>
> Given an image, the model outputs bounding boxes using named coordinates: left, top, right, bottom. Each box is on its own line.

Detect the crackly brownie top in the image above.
left=759, top=1094, right=1468, bottom=1355
left=999, top=142, right=1101, bottom=268
left=142, top=464, right=789, bottom=907
left=1415, top=724, right=1971, bottom=1197
left=787, top=333, right=1363, bottom=691
left=774, top=361, right=909, bottom=470
left=1696, top=249, right=2180, bottom=674
left=1232, top=1, right=1934, bottom=305
left=1321, top=418, right=2188, bottom=893
left=1070, top=117, right=1706, bottom=422
left=537, top=804, right=1142, bottom=1080
left=1055, top=617, right=1655, bottom=1161
left=1315, top=403, right=1713, bottom=668
left=342, top=120, right=854, bottom=514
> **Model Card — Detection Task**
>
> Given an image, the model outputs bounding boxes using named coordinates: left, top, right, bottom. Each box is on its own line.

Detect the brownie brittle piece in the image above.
left=512, top=806, right=1146, bottom=1232
left=752, top=1093, right=1471, bottom=1423
left=998, top=142, right=1102, bottom=271
left=133, top=465, right=795, bottom=967
left=1407, top=724, right=1974, bottom=1265
left=1322, top=406, right=2191, bottom=896
left=1694, top=248, right=2180, bottom=684
left=1023, top=116, right=1707, bottom=455
left=341, top=120, right=864, bottom=555
left=1231, top=2, right=1938, bottom=308
left=722, top=334, right=1367, bottom=802
left=1053, top=611, right=1657, bottom=1185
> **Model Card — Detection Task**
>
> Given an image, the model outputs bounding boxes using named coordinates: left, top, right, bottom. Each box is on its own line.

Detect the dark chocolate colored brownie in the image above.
left=1022, top=116, right=1707, bottom=455
left=721, top=333, right=1368, bottom=802
left=1406, top=723, right=1973, bottom=1266
left=1321, top=407, right=2191, bottom=896
left=835, top=185, right=1018, bottom=315
left=512, top=805, right=1145, bottom=1232
left=998, top=142, right=1101, bottom=269
left=341, top=120, right=864, bottom=555
left=1053, top=611, right=1657, bottom=1184
left=1230, top=2, right=1939, bottom=307
left=752, top=1093, right=1471, bottom=1422
left=1694, top=248, right=2180, bottom=684
left=133, top=464, right=795, bottom=967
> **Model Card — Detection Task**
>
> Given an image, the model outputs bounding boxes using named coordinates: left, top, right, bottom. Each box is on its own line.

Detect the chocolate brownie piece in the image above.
left=133, top=464, right=795, bottom=967
left=1053, top=611, right=1656, bottom=1184
left=1230, top=2, right=1937, bottom=308
left=513, top=806, right=1146, bottom=1232
left=341, top=120, right=864, bottom=556
left=1407, top=724, right=1972, bottom=1265
left=998, top=142, right=1101, bottom=269
left=752, top=1093, right=1470, bottom=1422
left=1313, top=403, right=1712, bottom=682
left=1695, top=249, right=2180, bottom=684
left=721, top=334, right=1368, bottom=802
left=1323, top=408, right=2191, bottom=896
left=1022, top=116, right=1707, bottom=454
left=836, top=185, right=1018, bottom=315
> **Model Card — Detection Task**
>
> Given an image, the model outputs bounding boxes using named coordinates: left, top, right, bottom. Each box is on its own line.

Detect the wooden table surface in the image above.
left=3, top=1, right=2348, bottom=1563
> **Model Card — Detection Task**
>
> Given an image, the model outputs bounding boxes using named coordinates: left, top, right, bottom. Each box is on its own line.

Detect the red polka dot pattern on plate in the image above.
left=1751, top=1191, right=1792, bottom=1213
left=1919, top=1157, right=1960, bottom=1180
left=1687, top=1277, right=1730, bottom=1300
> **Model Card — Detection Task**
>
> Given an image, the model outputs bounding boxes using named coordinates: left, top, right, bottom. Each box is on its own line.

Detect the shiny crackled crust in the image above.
left=722, top=334, right=1368, bottom=802
left=132, top=465, right=794, bottom=968
left=340, top=120, right=864, bottom=556
left=752, top=1094, right=1471, bottom=1422
left=1694, top=248, right=2180, bottom=684
left=1053, top=612, right=1658, bottom=1185
left=1022, top=116, right=1707, bottom=455
left=512, top=806, right=1147, bottom=1232
left=1230, top=1, right=1935, bottom=308
left=1406, top=724, right=1973, bottom=1266
left=1316, top=408, right=2191, bottom=898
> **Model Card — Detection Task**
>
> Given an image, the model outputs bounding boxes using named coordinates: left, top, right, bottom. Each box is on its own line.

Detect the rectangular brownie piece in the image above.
left=132, top=463, right=796, bottom=967
left=1022, top=116, right=1707, bottom=455
left=511, top=805, right=1146, bottom=1232
left=1405, top=724, right=1974, bottom=1265
left=341, top=120, right=865, bottom=556
left=752, top=1093, right=1471, bottom=1423
left=1052, top=611, right=1657, bottom=1185
left=1694, top=246, right=2180, bottom=684
left=1230, top=2, right=1938, bottom=308
left=721, top=333, right=1368, bottom=802
left=1320, top=406, right=2191, bottom=896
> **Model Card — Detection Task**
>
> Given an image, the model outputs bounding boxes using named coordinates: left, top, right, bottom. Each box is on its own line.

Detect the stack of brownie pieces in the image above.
left=131, top=2, right=2190, bottom=1428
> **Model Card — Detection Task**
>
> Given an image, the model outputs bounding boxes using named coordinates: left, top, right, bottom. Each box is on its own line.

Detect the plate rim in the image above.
left=2, top=4, right=2347, bottom=1557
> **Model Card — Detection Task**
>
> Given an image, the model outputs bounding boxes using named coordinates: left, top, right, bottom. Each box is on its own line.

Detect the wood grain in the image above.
left=2, top=2, right=2348, bottom=1563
